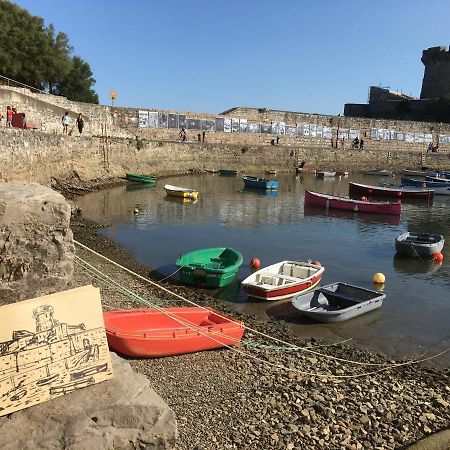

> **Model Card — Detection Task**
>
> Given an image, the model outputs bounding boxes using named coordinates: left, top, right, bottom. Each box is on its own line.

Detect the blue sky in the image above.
left=12, top=0, right=450, bottom=115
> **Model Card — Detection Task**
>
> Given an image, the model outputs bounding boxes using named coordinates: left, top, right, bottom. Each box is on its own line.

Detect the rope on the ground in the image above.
left=74, top=240, right=450, bottom=370
left=241, top=337, right=353, bottom=352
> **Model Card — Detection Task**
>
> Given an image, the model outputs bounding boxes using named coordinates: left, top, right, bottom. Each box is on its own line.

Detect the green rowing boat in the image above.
left=125, top=173, right=157, bottom=184
left=176, top=247, right=243, bottom=288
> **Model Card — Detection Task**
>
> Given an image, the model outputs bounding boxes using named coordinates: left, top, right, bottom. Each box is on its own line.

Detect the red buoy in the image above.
left=361, top=196, right=367, bottom=201
left=250, top=258, right=261, bottom=269
left=432, top=252, right=444, bottom=263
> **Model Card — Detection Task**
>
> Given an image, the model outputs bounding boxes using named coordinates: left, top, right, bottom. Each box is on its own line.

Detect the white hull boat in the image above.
left=241, top=261, right=324, bottom=301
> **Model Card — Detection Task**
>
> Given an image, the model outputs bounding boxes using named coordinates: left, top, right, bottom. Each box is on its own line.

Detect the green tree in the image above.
left=0, top=1, right=99, bottom=103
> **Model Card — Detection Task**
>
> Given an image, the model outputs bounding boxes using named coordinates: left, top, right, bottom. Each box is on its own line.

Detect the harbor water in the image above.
left=76, top=173, right=450, bottom=367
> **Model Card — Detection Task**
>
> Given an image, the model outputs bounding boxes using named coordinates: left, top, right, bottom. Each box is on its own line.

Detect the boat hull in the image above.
left=316, top=171, right=336, bottom=178
left=164, top=184, right=199, bottom=199
left=363, top=170, right=392, bottom=177
left=241, top=261, right=324, bottom=301
left=296, top=168, right=317, bottom=174
left=395, top=232, right=445, bottom=258
left=349, top=182, right=434, bottom=199
left=291, top=283, right=385, bottom=323
left=125, top=173, right=157, bottom=184
left=243, top=176, right=279, bottom=190
left=305, top=190, right=401, bottom=215
left=176, top=247, right=243, bottom=288
left=103, top=307, right=244, bottom=358
left=401, top=177, right=450, bottom=188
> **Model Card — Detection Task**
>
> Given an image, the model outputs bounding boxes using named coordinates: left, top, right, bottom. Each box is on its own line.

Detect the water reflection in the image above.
left=240, top=186, right=279, bottom=196
left=303, top=204, right=400, bottom=226
left=392, top=255, right=442, bottom=275
left=125, top=184, right=157, bottom=192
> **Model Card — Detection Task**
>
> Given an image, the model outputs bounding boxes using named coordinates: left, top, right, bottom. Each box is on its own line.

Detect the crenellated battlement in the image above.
left=421, top=46, right=450, bottom=65
left=420, top=45, right=450, bottom=99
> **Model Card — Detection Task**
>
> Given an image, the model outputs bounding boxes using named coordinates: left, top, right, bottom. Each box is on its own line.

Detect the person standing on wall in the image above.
left=179, top=127, right=187, bottom=141
left=6, top=106, right=13, bottom=127
left=76, top=113, right=85, bottom=135
left=202, top=131, right=206, bottom=142
left=62, top=111, right=70, bottom=134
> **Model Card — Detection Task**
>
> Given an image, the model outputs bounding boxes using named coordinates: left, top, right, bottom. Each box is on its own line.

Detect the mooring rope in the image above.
left=74, top=240, right=450, bottom=371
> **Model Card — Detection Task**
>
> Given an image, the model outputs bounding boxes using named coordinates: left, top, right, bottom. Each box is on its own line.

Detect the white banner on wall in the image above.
left=224, top=118, right=232, bottom=133
left=405, top=133, right=414, bottom=142
left=239, top=119, right=248, bottom=133
left=148, top=112, right=159, bottom=128
left=310, top=125, right=317, bottom=138
left=302, top=124, right=310, bottom=137
left=323, top=127, right=332, bottom=139
left=138, top=110, right=149, bottom=128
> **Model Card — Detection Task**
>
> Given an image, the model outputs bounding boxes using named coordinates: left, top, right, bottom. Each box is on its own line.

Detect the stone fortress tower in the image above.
left=420, top=46, right=450, bottom=99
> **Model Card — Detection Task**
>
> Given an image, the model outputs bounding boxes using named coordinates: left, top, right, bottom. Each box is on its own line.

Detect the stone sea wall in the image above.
left=0, top=128, right=449, bottom=187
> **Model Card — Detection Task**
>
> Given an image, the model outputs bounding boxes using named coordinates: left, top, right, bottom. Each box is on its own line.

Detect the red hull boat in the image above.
left=305, top=190, right=401, bottom=215
left=241, top=261, right=324, bottom=301
left=103, top=307, right=244, bottom=358
left=349, top=182, right=434, bottom=199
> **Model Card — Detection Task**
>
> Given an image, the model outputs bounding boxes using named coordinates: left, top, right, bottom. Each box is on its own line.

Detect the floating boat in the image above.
left=304, top=190, right=401, bottom=215
left=316, top=171, right=336, bottom=178
left=125, top=173, right=157, bottom=184
left=363, top=170, right=392, bottom=177
left=432, top=186, right=450, bottom=195
left=291, top=283, right=385, bottom=323
left=401, top=177, right=450, bottom=188
left=395, top=232, right=445, bottom=258
left=10, top=389, right=27, bottom=402
left=425, top=175, right=450, bottom=183
left=176, top=247, right=243, bottom=288
left=241, top=260, right=324, bottom=301
left=243, top=175, right=279, bottom=190
left=349, top=182, right=434, bottom=199
left=402, top=169, right=437, bottom=178
left=164, top=184, right=199, bottom=200
left=103, top=307, right=245, bottom=358
left=219, top=169, right=238, bottom=176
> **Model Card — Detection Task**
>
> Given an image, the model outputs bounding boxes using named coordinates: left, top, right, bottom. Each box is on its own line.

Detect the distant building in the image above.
left=345, top=46, right=450, bottom=122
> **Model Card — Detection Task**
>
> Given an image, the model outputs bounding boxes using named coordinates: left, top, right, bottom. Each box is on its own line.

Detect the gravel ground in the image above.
left=71, top=220, right=450, bottom=450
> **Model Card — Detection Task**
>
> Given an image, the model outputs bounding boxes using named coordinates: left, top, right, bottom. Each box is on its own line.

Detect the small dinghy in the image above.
left=395, top=232, right=445, bottom=258
left=164, top=184, right=199, bottom=200
left=103, top=307, right=245, bottom=358
left=291, top=283, right=385, bottom=323
left=243, top=175, right=279, bottom=190
left=316, top=171, right=336, bottom=178
left=241, top=261, right=324, bottom=301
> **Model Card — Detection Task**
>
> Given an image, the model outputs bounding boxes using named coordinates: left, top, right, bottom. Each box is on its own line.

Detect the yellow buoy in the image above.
left=133, top=207, right=139, bottom=214
left=372, top=272, right=385, bottom=284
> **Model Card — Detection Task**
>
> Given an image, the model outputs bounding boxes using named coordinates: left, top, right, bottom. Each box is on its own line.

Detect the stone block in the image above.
left=0, top=182, right=74, bottom=304
left=0, top=353, right=177, bottom=450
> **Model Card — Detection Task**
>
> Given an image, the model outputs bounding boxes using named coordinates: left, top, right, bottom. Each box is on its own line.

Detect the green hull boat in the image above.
left=219, top=169, right=238, bottom=176
left=125, top=173, right=157, bottom=184
left=176, top=247, right=243, bottom=288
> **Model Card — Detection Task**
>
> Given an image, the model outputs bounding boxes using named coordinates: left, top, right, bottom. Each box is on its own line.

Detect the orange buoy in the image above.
left=311, top=261, right=321, bottom=267
left=361, top=196, right=367, bottom=201
left=250, top=258, right=261, bottom=269
left=432, top=252, right=444, bottom=263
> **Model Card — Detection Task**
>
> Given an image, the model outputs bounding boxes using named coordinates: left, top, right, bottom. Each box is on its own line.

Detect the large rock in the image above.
left=0, top=182, right=74, bottom=304
left=0, top=352, right=177, bottom=449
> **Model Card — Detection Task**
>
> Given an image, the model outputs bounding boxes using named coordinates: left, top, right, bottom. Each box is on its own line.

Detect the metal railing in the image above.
left=0, top=74, right=47, bottom=95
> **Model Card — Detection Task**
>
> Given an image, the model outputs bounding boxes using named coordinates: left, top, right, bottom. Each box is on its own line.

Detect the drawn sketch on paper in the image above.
left=0, top=285, right=113, bottom=417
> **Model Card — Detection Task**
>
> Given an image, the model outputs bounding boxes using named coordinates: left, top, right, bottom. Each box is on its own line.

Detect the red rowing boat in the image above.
left=349, top=182, right=434, bottom=199
left=241, top=261, right=324, bottom=301
left=304, top=190, right=401, bottom=215
left=103, top=307, right=244, bottom=358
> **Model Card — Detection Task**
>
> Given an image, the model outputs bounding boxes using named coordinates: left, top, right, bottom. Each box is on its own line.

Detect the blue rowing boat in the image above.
left=243, top=175, right=279, bottom=190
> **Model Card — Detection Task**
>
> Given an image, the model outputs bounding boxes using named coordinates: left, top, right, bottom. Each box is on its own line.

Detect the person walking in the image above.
left=76, top=113, right=85, bottom=135
left=179, top=127, right=187, bottom=141
left=202, top=131, right=206, bottom=142
left=62, top=112, right=70, bottom=134
left=6, top=106, right=13, bottom=127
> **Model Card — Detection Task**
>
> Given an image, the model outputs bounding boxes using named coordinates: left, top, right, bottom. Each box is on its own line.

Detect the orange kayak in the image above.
left=103, top=307, right=244, bottom=358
